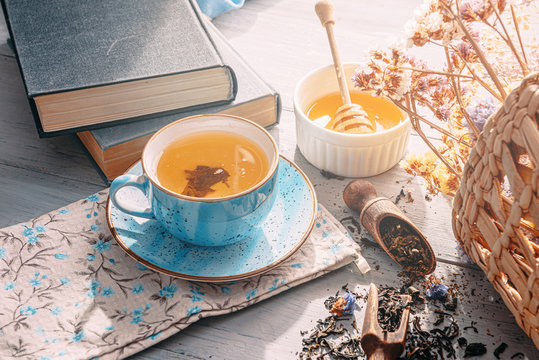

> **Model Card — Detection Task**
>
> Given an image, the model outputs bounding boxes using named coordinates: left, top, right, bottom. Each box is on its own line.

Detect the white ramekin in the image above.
left=294, top=63, right=411, bottom=178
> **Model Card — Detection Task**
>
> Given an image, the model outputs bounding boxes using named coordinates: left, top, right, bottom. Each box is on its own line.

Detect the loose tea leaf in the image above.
left=182, top=165, right=230, bottom=197
left=376, top=287, right=409, bottom=332
left=493, top=342, right=508, bottom=359
left=378, top=217, right=431, bottom=274
left=464, top=342, right=487, bottom=357
left=458, top=337, right=468, bottom=348
left=298, top=315, right=364, bottom=359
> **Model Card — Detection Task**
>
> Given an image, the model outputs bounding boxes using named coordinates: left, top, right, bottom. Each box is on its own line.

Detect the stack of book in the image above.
left=2, top=0, right=280, bottom=180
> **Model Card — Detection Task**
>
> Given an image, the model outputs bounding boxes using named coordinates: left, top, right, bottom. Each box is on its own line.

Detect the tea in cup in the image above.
left=110, top=114, right=279, bottom=247
left=156, top=130, right=269, bottom=198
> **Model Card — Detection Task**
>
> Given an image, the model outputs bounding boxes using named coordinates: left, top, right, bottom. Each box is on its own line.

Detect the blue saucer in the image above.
left=106, top=155, right=317, bottom=282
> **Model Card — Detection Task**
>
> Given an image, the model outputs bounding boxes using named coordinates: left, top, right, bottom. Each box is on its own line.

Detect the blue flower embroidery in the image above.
left=186, top=305, right=202, bottom=316
left=109, top=258, right=115, bottom=264
left=29, top=277, right=42, bottom=287
left=159, top=284, right=178, bottom=298
left=220, top=286, right=231, bottom=294
left=246, top=288, right=257, bottom=300
left=39, top=357, right=51, bottom=360
left=101, top=286, right=115, bottom=298
left=59, top=277, right=70, bottom=285
left=22, top=228, right=34, bottom=237
left=132, top=284, right=145, bottom=294
left=27, top=236, right=39, bottom=244
left=130, top=316, right=144, bottom=324
left=72, top=330, right=85, bottom=343
left=330, top=244, right=342, bottom=254
left=4, top=281, right=15, bottom=290
left=0, top=248, right=6, bottom=259
left=269, top=278, right=287, bottom=291
left=89, top=280, right=101, bottom=290
left=104, top=325, right=114, bottom=331
left=35, top=225, right=47, bottom=233
left=59, top=209, right=69, bottom=214
left=87, top=280, right=101, bottom=298
left=54, top=253, right=69, bottom=260
left=149, top=331, right=161, bottom=341
left=87, top=194, right=100, bottom=202
left=90, top=224, right=101, bottom=231
left=92, top=240, right=111, bottom=253
left=133, top=307, right=144, bottom=316
left=291, top=263, right=304, bottom=268
left=189, top=285, right=204, bottom=302
left=20, top=305, right=37, bottom=316
left=50, top=306, right=63, bottom=316
left=87, top=254, right=96, bottom=261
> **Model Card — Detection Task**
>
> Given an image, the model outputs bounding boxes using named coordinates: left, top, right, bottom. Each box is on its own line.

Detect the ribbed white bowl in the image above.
left=294, top=63, right=411, bottom=178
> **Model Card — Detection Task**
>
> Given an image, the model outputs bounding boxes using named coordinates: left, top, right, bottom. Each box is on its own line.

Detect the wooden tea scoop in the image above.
left=343, top=179, right=436, bottom=275
left=361, top=283, right=411, bottom=360
left=314, top=0, right=376, bottom=134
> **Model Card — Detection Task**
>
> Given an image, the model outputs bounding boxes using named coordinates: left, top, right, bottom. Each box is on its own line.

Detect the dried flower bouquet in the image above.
left=352, top=0, right=537, bottom=196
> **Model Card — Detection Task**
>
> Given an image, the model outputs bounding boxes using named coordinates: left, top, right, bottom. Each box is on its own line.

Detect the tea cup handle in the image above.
left=110, top=174, right=154, bottom=219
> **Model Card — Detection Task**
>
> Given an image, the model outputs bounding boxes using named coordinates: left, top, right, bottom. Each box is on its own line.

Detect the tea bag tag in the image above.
left=354, top=253, right=371, bottom=274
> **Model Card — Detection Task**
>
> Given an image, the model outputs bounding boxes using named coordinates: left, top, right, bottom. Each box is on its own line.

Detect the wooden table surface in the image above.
left=1, top=0, right=537, bottom=359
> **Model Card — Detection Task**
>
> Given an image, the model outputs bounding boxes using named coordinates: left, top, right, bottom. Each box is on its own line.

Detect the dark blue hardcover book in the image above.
left=78, top=19, right=280, bottom=180
left=1, top=0, right=237, bottom=136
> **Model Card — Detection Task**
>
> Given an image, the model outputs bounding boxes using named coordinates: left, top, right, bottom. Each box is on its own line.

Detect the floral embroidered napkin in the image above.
left=0, top=190, right=367, bottom=360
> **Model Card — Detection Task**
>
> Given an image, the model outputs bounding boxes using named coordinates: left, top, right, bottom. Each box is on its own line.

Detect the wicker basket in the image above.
left=452, top=72, right=539, bottom=348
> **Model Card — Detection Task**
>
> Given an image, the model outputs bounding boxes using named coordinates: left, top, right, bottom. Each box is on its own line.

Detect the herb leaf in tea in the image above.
left=182, top=165, right=230, bottom=197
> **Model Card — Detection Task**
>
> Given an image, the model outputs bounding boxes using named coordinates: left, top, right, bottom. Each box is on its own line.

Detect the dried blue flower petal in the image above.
left=342, top=292, right=357, bottom=314
left=330, top=291, right=357, bottom=316
left=426, top=283, right=449, bottom=300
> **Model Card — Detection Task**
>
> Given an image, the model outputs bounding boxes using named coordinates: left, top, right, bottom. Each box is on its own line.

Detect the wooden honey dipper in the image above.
left=315, top=0, right=376, bottom=134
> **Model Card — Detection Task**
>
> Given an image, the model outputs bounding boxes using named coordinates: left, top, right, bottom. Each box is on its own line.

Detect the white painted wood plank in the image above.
left=0, top=54, right=105, bottom=185
left=0, top=163, right=103, bottom=227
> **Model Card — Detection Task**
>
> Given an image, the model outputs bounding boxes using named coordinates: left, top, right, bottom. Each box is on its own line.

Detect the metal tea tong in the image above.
left=361, top=283, right=411, bottom=360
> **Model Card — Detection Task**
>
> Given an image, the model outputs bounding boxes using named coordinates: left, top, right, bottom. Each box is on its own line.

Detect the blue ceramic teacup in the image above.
left=110, top=114, right=279, bottom=247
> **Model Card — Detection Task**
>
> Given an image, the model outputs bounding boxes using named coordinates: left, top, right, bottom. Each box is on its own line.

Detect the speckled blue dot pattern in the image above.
left=108, top=156, right=318, bottom=281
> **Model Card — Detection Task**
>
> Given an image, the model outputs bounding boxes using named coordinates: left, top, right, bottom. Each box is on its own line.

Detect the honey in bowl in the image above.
left=156, top=131, right=269, bottom=198
left=306, top=91, right=404, bottom=133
